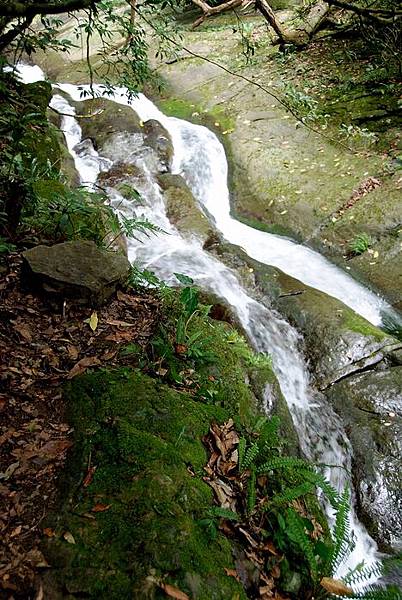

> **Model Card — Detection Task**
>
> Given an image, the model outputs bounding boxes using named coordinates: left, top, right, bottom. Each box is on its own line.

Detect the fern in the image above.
left=247, top=467, right=257, bottom=515
left=258, top=415, right=280, bottom=453
left=347, top=585, right=402, bottom=600
left=238, top=437, right=246, bottom=472
left=285, top=507, right=319, bottom=579
left=330, top=488, right=354, bottom=574
left=268, top=481, right=315, bottom=508
left=208, top=507, right=239, bottom=521
left=301, top=469, right=340, bottom=510
left=257, top=455, right=314, bottom=475
left=242, top=441, right=259, bottom=471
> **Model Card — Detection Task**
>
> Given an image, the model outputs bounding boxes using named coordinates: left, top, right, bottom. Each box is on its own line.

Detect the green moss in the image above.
left=44, top=369, right=246, bottom=599
left=158, top=97, right=234, bottom=134
left=342, top=311, right=387, bottom=342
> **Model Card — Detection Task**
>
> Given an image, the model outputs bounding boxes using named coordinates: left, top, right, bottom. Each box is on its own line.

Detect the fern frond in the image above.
left=302, top=469, right=340, bottom=509
left=208, top=507, right=239, bottom=521
left=330, top=488, right=354, bottom=574
left=242, top=441, right=259, bottom=470
left=258, top=415, right=280, bottom=454
left=347, top=583, right=402, bottom=600
left=257, top=456, right=313, bottom=475
left=253, top=416, right=268, bottom=432
left=285, top=507, right=318, bottom=579
left=268, top=481, right=314, bottom=508
left=343, top=560, right=384, bottom=587
left=247, top=467, right=257, bottom=515
left=238, top=437, right=246, bottom=472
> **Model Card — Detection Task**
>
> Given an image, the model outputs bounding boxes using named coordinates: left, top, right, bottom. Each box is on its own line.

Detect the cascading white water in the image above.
left=17, top=64, right=393, bottom=581
left=51, top=83, right=402, bottom=328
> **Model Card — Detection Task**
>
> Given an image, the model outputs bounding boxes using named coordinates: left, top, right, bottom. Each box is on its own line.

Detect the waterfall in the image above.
left=16, top=64, right=394, bottom=582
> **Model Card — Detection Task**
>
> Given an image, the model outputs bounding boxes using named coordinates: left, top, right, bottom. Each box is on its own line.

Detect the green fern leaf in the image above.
left=285, top=507, right=319, bottom=579
left=247, top=467, right=257, bottom=515
left=242, top=441, right=259, bottom=470
left=238, top=437, right=246, bottom=472
left=268, top=481, right=314, bottom=507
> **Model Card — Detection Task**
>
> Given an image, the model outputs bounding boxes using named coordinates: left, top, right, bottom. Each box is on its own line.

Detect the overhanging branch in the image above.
left=326, top=0, right=402, bottom=24
left=0, top=0, right=101, bottom=19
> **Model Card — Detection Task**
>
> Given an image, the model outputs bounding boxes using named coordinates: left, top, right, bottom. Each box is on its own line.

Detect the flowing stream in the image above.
left=17, top=64, right=401, bottom=582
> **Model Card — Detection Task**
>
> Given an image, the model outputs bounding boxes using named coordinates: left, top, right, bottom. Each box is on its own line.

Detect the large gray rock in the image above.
left=22, top=241, right=130, bottom=306
left=273, top=272, right=402, bottom=389
left=77, top=98, right=143, bottom=148
left=327, top=368, right=402, bottom=551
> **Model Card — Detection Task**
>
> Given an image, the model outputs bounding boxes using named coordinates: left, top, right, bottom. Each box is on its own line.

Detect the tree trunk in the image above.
left=256, top=0, right=331, bottom=46
left=191, top=0, right=244, bottom=28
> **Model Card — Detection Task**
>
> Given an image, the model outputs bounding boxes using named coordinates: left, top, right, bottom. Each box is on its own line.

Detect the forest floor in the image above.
left=0, top=252, right=161, bottom=595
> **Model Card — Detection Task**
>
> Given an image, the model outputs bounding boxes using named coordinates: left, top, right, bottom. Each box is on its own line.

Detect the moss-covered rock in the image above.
left=41, top=369, right=247, bottom=599
left=77, top=98, right=143, bottom=148
left=158, top=173, right=212, bottom=242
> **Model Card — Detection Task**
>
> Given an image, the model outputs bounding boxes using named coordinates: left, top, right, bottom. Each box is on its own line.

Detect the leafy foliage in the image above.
left=349, top=232, right=372, bottom=255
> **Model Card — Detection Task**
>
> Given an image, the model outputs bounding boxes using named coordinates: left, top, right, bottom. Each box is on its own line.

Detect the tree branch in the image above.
left=0, top=0, right=101, bottom=19
left=326, top=0, right=402, bottom=24
left=0, top=15, right=33, bottom=51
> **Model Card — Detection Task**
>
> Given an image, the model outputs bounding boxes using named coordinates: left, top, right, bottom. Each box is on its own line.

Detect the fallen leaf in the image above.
left=116, top=290, right=139, bottom=305
left=84, top=311, right=98, bottom=332
left=91, top=503, right=111, bottom=513
left=10, top=525, right=22, bottom=537
left=43, top=528, right=56, bottom=538
left=67, top=357, right=101, bottom=379
left=83, top=465, right=97, bottom=487
left=39, top=439, right=73, bottom=458
left=13, top=323, right=32, bottom=342
left=320, top=577, right=354, bottom=596
left=0, top=461, right=20, bottom=481
left=63, top=532, right=76, bottom=544
left=67, top=345, right=79, bottom=360
left=106, top=319, right=135, bottom=327
left=224, top=568, right=240, bottom=581
left=159, top=582, right=189, bottom=600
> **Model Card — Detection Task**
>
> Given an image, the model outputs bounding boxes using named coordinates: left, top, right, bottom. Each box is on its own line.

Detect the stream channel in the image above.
left=19, top=64, right=402, bottom=585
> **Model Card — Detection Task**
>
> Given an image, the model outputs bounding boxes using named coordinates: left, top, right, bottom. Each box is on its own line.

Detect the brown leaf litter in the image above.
left=0, top=252, right=161, bottom=596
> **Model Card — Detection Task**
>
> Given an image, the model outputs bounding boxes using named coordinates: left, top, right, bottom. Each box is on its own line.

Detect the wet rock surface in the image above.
left=159, top=173, right=212, bottom=242
left=327, top=368, right=402, bottom=550
left=143, top=119, right=173, bottom=172
left=77, top=98, right=143, bottom=148
left=22, top=241, right=130, bottom=306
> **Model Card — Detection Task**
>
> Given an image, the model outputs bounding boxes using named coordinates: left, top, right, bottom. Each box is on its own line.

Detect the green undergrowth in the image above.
left=40, top=277, right=401, bottom=598
left=40, top=281, right=301, bottom=598
left=44, top=369, right=246, bottom=599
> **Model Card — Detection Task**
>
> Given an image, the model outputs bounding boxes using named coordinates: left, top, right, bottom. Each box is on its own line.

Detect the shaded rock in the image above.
left=274, top=271, right=402, bottom=389
left=22, top=241, right=130, bottom=306
left=327, top=368, right=402, bottom=550
left=143, top=119, right=173, bottom=172
left=159, top=173, right=212, bottom=243
left=77, top=98, right=143, bottom=148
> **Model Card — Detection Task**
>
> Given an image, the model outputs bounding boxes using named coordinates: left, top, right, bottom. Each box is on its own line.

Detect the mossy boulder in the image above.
left=327, top=367, right=402, bottom=551
left=274, top=271, right=401, bottom=389
left=77, top=98, right=143, bottom=148
left=41, top=370, right=247, bottom=599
